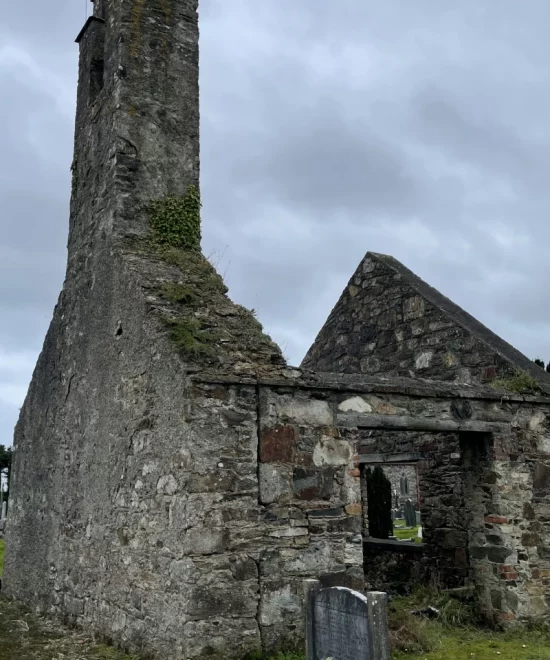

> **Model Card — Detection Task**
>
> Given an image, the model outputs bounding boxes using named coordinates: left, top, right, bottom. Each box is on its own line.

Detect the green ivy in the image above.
left=148, top=184, right=201, bottom=251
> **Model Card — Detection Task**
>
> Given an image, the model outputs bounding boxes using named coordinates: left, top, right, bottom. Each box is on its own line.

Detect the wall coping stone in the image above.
left=193, top=369, right=550, bottom=404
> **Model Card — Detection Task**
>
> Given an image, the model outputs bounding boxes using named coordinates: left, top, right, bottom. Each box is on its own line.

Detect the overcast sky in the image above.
left=2, top=1, right=550, bottom=447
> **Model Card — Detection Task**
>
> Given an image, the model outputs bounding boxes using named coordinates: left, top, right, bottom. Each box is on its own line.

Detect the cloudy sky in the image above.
left=2, top=1, right=550, bottom=447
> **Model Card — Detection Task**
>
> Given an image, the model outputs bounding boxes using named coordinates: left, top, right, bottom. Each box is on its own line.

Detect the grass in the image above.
left=491, top=369, right=541, bottom=395
left=0, top=554, right=547, bottom=660
left=0, top=597, right=139, bottom=660
left=390, top=589, right=550, bottom=659
left=393, top=521, right=422, bottom=544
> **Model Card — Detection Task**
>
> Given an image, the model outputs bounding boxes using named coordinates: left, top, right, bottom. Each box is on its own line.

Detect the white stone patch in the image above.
left=142, top=461, right=158, bottom=476
left=344, top=542, right=363, bottom=566
left=538, top=436, right=550, bottom=454
left=415, top=351, right=433, bottom=369
left=529, top=411, right=547, bottom=432
left=269, top=527, right=308, bottom=538
left=277, top=397, right=333, bottom=425
left=156, top=474, right=178, bottom=495
left=313, top=437, right=352, bottom=467
left=338, top=397, right=372, bottom=414
left=258, top=583, right=302, bottom=625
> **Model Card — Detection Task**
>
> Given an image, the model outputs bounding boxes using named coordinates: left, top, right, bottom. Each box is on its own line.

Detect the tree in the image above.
left=534, top=358, right=545, bottom=369
left=366, top=466, right=393, bottom=539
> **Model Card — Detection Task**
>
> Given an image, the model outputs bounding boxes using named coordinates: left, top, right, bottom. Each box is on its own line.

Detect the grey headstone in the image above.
left=415, top=510, right=421, bottom=526
left=404, top=499, right=416, bottom=528
left=306, top=586, right=390, bottom=660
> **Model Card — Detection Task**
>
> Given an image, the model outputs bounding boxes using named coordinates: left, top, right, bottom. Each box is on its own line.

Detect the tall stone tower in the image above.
left=4, top=1, right=285, bottom=657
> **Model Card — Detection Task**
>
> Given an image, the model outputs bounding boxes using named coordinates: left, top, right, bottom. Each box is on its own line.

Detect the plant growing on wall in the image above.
left=147, top=184, right=201, bottom=252
left=366, top=466, right=393, bottom=539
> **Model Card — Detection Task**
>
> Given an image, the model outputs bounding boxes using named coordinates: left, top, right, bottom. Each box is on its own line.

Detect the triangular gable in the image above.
left=302, top=252, right=550, bottom=391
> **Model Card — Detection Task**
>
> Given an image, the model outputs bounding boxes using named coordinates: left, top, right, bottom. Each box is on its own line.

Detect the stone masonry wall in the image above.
left=302, top=253, right=550, bottom=390
left=360, top=431, right=473, bottom=591
left=7, top=365, right=550, bottom=657
left=381, top=464, right=419, bottom=509
left=253, top=377, right=550, bottom=628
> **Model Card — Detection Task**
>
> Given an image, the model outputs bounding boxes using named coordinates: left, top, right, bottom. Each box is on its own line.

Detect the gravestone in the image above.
left=404, top=499, right=416, bottom=528
left=415, top=510, right=421, bottom=526
left=306, top=586, right=390, bottom=660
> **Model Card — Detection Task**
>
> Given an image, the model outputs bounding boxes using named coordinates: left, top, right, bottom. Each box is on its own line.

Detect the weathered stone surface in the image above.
left=301, top=252, right=550, bottom=393
left=7, top=7, right=550, bottom=648
left=260, top=426, right=296, bottom=463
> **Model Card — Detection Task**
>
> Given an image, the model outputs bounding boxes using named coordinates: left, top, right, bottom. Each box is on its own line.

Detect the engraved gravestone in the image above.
left=306, top=586, right=389, bottom=660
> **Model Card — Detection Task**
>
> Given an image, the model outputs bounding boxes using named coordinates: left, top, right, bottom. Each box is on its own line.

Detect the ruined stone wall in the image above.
left=380, top=464, right=419, bottom=508
left=8, top=342, right=550, bottom=659
left=302, top=253, right=547, bottom=388
left=360, top=431, right=472, bottom=591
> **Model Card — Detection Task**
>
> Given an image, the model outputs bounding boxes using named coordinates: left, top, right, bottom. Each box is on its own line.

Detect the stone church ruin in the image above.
left=5, top=0, right=550, bottom=658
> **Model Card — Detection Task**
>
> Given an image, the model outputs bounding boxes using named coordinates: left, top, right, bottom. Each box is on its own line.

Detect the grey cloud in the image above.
left=4, top=0, right=550, bottom=446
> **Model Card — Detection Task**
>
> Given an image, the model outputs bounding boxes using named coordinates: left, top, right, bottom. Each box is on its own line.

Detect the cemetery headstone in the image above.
left=415, top=510, right=421, bottom=527
left=306, top=586, right=390, bottom=660
left=404, top=499, right=416, bottom=528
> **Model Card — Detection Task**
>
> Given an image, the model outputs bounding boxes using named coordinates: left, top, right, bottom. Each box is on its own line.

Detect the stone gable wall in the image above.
left=302, top=254, right=522, bottom=385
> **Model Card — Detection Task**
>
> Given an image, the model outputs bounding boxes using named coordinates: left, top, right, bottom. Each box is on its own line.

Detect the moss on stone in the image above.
left=164, top=317, right=215, bottom=357
left=147, top=185, right=201, bottom=252
left=161, top=247, right=228, bottom=294
left=162, top=282, right=199, bottom=306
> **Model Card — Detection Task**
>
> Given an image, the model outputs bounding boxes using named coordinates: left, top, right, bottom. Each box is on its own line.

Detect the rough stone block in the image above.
left=313, top=436, right=352, bottom=467
left=260, top=426, right=296, bottom=463
left=186, top=584, right=259, bottom=619
left=182, top=527, right=228, bottom=556
left=184, top=618, right=261, bottom=659
left=275, top=396, right=333, bottom=426
left=259, top=464, right=293, bottom=504
left=338, top=396, right=372, bottom=413
left=258, top=580, right=302, bottom=626
left=293, top=467, right=335, bottom=501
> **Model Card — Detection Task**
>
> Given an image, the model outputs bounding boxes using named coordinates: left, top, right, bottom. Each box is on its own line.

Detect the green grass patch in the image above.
left=393, top=522, right=421, bottom=543
left=390, top=589, right=550, bottom=659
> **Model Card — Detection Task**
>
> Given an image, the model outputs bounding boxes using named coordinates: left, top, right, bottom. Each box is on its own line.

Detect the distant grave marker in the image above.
left=306, top=586, right=389, bottom=660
